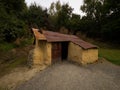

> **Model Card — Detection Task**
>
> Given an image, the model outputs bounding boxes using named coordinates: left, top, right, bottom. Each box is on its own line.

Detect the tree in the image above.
left=101, top=0, right=120, bottom=42
left=26, top=3, right=52, bottom=30
left=81, top=0, right=104, bottom=20
left=0, top=0, right=27, bottom=42
left=80, top=0, right=120, bottom=43
left=49, top=1, right=61, bottom=16
left=49, top=1, right=62, bottom=30
left=57, top=3, right=73, bottom=29
left=69, top=14, right=81, bottom=34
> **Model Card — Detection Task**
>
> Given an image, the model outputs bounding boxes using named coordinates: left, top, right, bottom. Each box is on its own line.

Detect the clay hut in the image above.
left=32, top=28, right=98, bottom=66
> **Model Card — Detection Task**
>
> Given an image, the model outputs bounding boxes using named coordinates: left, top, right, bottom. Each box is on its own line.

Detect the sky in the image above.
left=25, top=0, right=85, bottom=16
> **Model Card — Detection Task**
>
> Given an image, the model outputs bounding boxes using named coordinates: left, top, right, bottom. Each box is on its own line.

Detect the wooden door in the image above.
left=52, top=42, right=61, bottom=63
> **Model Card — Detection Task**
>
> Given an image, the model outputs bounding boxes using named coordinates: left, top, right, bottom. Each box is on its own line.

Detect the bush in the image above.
left=0, top=42, right=16, bottom=51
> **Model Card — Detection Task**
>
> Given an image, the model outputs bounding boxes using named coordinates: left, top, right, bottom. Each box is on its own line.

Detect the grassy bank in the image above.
left=0, top=56, right=27, bottom=77
left=0, top=39, right=33, bottom=77
left=95, top=42, right=120, bottom=65
left=99, top=48, right=120, bottom=65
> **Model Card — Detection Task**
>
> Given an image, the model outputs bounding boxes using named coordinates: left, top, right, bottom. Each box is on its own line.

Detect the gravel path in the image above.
left=16, top=59, right=120, bottom=90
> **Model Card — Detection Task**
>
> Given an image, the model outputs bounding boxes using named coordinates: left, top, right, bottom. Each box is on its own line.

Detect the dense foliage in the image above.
left=80, top=0, right=120, bottom=43
left=26, top=3, right=51, bottom=30
left=0, top=0, right=50, bottom=42
left=0, top=0, right=27, bottom=42
left=0, top=0, right=119, bottom=44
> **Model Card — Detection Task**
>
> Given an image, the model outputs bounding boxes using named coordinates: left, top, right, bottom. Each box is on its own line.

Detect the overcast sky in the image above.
left=25, top=0, right=85, bottom=16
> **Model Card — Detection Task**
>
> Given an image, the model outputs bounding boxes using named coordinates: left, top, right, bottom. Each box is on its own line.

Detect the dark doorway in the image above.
left=61, top=42, right=69, bottom=60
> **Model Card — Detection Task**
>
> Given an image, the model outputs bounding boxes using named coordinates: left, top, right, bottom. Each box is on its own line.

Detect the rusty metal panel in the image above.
left=43, top=31, right=97, bottom=49
left=52, top=43, right=61, bottom=63
left=32, top=28, right=98, bottom=49
left=71, top=39, right=97, bottom=49
left=32, top=28, right=46, bottom=40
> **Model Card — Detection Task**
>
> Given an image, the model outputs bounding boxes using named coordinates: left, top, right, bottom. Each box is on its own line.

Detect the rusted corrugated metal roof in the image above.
left=43, top=31, right=70, bottom=42
left=32, top=28, right=46, bottom=40
left=32, top=28, right=97, bottom=49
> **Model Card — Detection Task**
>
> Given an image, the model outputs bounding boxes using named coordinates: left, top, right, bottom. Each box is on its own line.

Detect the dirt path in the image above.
left=15, top=59, right=120, bottom=90
left=0, top=66, right=47, bottom=90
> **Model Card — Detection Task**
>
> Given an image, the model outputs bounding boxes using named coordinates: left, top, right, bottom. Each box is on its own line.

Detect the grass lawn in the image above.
left=83, top=38, right=120, bottom=65
left=99, top=48, right=120, bottom=65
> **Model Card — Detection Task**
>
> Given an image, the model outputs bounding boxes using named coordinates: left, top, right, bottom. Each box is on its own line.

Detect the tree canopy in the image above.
left=0, top=0, right=27, bottom=42
left=80, top=0, right=120, bottom=43
left=0, top=0, right=119, bottom=44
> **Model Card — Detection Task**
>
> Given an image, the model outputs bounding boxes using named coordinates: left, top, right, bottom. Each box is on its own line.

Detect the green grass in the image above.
left=0, top=38, right=33, bottom=52
left=0, top=57, right=27, bottom=77
left=0, top=39, right=32, bottom=77
left=20, top=38, right=33, bottom=47
left=0, top=42, right=16, bottom=51
left=99, top=48, right=120, bottom=65
left=8, top=57, right=27, bottom=68
left=0, top=87, right=9, bottom=90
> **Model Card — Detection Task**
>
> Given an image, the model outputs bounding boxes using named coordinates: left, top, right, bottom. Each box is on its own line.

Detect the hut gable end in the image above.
left=32, top=28, right=46, bottom=40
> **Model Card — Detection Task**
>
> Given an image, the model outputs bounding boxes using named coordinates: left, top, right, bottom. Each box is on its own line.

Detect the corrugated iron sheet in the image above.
left=32, top=28, right=97, bottom=49
left=32, top=28, right=46, bottom=40
left=43, top=31, right=70, bottom=42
